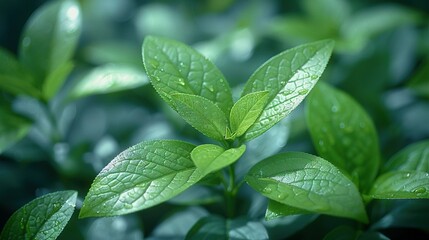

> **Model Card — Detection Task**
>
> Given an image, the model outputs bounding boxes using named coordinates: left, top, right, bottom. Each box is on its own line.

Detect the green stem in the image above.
left=225, top=164, right=236, bottom=218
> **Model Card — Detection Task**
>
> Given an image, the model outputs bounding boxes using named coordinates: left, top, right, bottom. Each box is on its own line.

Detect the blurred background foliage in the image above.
left=0, top=0, right=428, bottom=239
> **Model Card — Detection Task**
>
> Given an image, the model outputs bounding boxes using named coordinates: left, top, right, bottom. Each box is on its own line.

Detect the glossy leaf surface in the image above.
left=241, top=39, right=334, bottom=140
left=142, top=36, right=233, bottom=115
left=69, top=64, right=148, bottom=99
left=306, top=82, right=380, bottom=191
left=171, top=93, right=228, bottom=141
left=186, top=216, right=269, bottom=240
left=230, top=91, right=269, bottom=138
left=19, top=0, right=81, bottom=82
left=370, top=171, right=429, bottom=199
left=42, top=61, right=74, bottom=100
left=80, top=140, right=204, bottom=218
left=0, top=190, right=77, bottom=240
left=383, top=140, right=429, bottom=173
left=246, top=152, right=368, bottom=222
left=191, top=144, right=246, bottom=175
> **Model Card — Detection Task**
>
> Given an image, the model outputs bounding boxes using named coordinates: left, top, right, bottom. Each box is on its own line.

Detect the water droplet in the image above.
left=405, top=173, right=411, bottom=178
left=280, top=81, right=286, bottom=85
left=159, top=68, right=165, bottom=72
left=277, top=193, right=287, bottom=200
left=178, top=78, right=185, bottom=86
left=263, top=187, right=272, bottom=194
left=311, top=75, right=318, bottom=80
left=331, top=106, right=339, bottom=113
left=124, top=203, right=133, bottom=209
left=339, top=122, right=345, bottom=129
left=412, top=187, right=426, bottom=194
left=149, top=59, right=159, bottom=68
left=298, top=89, right=308, bottom=95
left=96, top=211, right=100, bottom=214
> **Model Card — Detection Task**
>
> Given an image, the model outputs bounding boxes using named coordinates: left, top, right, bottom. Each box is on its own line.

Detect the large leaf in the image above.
left=0, top=108, right=31, bottom=154
left=383, top=140, right=429, bottom=173
left=186, top=216, right=269, bottom=240
left=306, top=82, right=380, bottom=192
left=42, top=61, right=74, bottom=100
left=370, top=171, right=429, bottom=199
left=241, top=39, right=334, bottom=140
left=0, top=190, right=77, bottom=240
left=142, top=36, right=233, bottom=115
left=229, top=91, right=269, bottom=139
left=191, top=144, right=246, bottom=175
left=170, top=93, right=228, bottom=141
left=246, top=152, right=368, bottom=222
left=18, top=0, right=82, bottom=82
left=79, top=140, right=204, bottom=218
left=69, top=64, right=149, bottom=100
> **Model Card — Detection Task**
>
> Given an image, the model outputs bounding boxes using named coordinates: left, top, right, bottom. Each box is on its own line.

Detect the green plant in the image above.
left=2, top=1, right=429, bottom=239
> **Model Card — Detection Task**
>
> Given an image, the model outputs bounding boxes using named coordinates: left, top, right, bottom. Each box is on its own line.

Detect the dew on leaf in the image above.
left=412, top=187, right=426, bottom=194
left=298, top=89, right=309, bottom=95
left=124, top=203, right=133, bottom=209
left=178, top=78, right=185, bottom=86
left=277, top=193, right=287, bottom=200
left=263, top=187, right=272, bottom=194
left=331, top=105, right=339, bottom=112
left=311, top=75, right=318, bottom=80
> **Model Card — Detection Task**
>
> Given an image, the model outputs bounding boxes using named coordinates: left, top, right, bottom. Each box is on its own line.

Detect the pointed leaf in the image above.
left=383, top=140, right=429, bottom=173
left=43, top=61, right=74, bottom=100
left=230, top=91, right=269, bottom=138
left=171, top=93, right=228, bottom=141
left=0, top=108, right=31, bottom=154
left=265, top=200, right=310, bottom=221
left=0, top=190, right=77, bottom=240
left=191, top=144, right=246, bottom=175
left=79, top=140, right=204, bottom=218
left=142, top=36, right=233, bottom=115
left=186, top=216, right=269, bottom=240
left=246, top=152, right=368, bottom=222
left=306, top=82, right=380, bottom=192
left=19, top=0, right=82, bottom=82
left=370, top=171, right=429, bottom=199
left=241, top=39, right=334, bottom=140
left=69, top=64, right=149, bottom=100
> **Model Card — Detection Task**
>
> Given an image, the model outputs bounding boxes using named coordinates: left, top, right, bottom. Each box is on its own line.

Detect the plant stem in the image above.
left=225, top=164, right=236, bottom=218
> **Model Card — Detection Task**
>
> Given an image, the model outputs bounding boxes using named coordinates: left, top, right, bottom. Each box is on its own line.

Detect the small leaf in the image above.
left=383, top=140, right=429, bottom=173
left=241, top=39, right=334, bottom=141
left=230, top=91, right=269, bottom=138
left=170, top=93, right=228, bottom=141
left=79, top=140, right=204, bottom=218
left=0, top=108, right=31, bottom=154
left=246, top=152, right=368, bottom=222
left=69, top=64, right=149, bottom=99
left=191, top=144, right=246, bottom=175
left=186, top=216, right=269, bottom=240
left=265, top=200, right=310, bottom=221
left=370, top=171, right=429, bottom=199
left=306, top=82, right=380, bottom=192
left=19, top=0, right=82, bottom=83
left=142, top=36, right=233, bottom=115
left=43, top=61, right=74, bottom=100
left=0, top=190, right=77, bottom=240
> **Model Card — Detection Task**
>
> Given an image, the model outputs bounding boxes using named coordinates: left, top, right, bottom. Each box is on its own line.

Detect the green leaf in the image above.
left=18, top=0, right=82, bottom=82
left=241, top=39, right=334, bottom=141
left=0, top=190, right=77, bottom=240
left=408, top=58, right=429, bottom=97
left=43, top=61, right=74, bottom=100
left=170, top=93, right=228, bottom=141
left=79, top=140, right=204, bottom=218
left=265, top=200, right=310, bottom=221
left=383, top=140, right=429, bottom=173
left=0, top=108, right=31, bottom=154
left=186, top=216, right=269, bottom=240
left=245, top=152, right=368, bottom=223
left=69, top=64, right=149, bottom=100
left=0, top=48, right=40, bottom=98
left=370, top=171, right=429, bottom=199
left=191, top=144, right=246, bottom=175
left=306, top=82, right=380, bottom=192
left=230, top=91, right=269, bottom=138
left=142, top=36, right=233, bottom=115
